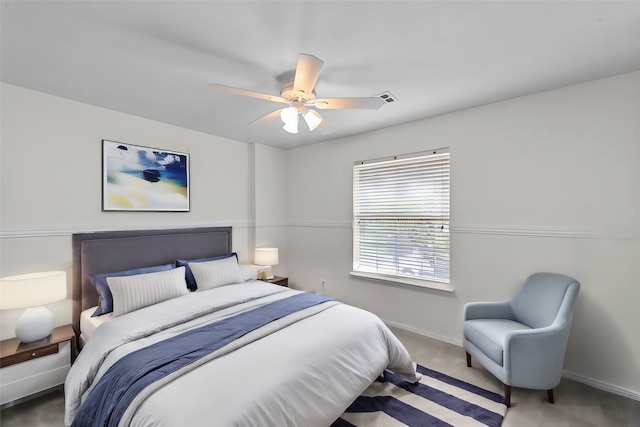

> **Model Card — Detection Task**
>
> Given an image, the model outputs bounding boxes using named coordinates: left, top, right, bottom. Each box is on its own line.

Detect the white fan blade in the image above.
left=207, top=83, right=289, bottom=104
left=314, top=96, right=385, bottom=110
left=292, top=54, right=324, bottom=96
left=249, top=109, right=284, bottom=126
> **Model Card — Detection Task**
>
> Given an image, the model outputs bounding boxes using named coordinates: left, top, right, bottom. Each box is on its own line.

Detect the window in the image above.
left=352, top=149, right=450, bottom=289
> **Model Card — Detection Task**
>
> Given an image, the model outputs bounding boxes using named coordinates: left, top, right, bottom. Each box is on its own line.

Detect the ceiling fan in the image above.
left=207, top=54, right=388, bottom=134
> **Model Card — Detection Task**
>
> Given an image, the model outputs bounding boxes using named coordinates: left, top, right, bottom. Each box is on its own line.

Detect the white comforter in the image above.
left=65, top=281, right=419, bottom=427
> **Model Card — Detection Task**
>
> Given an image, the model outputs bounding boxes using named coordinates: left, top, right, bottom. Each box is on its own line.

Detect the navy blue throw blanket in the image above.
left=73, top=292, right=334, bottom=427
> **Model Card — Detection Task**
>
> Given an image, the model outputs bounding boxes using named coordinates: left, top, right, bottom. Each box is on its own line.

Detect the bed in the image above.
left=65, top=227, right=419, bottom=426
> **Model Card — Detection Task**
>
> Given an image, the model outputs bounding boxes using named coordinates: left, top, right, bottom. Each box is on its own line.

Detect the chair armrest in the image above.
left=463, top=301, right=513, bottom=321
left=503, top=325, right=572, bottom=388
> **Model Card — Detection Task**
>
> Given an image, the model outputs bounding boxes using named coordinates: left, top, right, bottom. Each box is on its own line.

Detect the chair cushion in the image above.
left=464, top=319, right=531, bottom=366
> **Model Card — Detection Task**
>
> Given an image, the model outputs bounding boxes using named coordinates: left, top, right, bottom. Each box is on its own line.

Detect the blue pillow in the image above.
left=176, top=253, right=238, bottom=291
left=88, top=263, right=175, bottom=317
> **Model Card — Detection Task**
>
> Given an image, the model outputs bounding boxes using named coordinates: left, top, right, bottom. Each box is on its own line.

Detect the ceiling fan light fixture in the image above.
left=283, top=120, right=298, bottom=134
left=280, top=105, right=298, bottom=125
left=303, top=110, right=323, bottom=131
left=209, top=54, right=386, bottom=135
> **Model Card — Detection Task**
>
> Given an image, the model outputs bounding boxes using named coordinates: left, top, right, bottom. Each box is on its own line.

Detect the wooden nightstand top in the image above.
left=0, top=324, right=77, bottom=368
left=262, top=276, right=288, bottom=287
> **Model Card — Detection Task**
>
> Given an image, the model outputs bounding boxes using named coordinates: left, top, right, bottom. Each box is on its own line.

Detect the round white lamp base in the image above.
left=15, top=306, right=56, bottom=343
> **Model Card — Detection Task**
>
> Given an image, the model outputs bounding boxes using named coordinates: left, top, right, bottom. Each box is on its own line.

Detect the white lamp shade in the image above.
left=281, top=106, right=299, bottom=133
left=303, top=109, right=323, bottom=131
left=0, top=271, right=67, bottom=310
left=283, top=121, right=298, bottom=134
left=280, top=106, right=298, bottom=124
left=254, top=248, right=279, bottom=266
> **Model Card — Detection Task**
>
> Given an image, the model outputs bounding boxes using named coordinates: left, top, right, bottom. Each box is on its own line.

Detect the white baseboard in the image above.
left=561, top=371, right=640, bottom=401
left=382, top=319, right=463, bottom=347
left=383, top=320, right=640, bottom=402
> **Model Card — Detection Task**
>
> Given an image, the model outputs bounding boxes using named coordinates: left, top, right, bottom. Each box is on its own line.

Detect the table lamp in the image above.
left=254, top=248, right=279, bottom=280
left=0, top=271, right=67, bottom=343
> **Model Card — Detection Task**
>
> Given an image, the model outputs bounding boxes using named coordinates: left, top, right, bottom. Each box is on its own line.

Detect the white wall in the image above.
left=253, top=143, right=289, bottom=276
left=0, top=83, right=288, bottom=339
left=286, top=71, right=640, bottom=398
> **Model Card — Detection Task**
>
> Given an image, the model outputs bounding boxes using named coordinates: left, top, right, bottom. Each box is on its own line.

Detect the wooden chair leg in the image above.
left=504, top=385, right=511, bottom=408
left=466, top=351, right=472, bottom=367
left=547, top=389, right=554, bottom=404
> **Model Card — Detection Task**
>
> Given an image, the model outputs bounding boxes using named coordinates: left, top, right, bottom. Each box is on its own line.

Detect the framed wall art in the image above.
left=102, top=140, right=190, bottom=212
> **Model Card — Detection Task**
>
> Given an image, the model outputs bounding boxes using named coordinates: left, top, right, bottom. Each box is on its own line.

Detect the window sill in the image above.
left=349, top=271, right=454, bottom=292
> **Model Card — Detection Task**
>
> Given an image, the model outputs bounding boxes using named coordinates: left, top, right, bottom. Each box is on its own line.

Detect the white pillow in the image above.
left=107, top=267, right=189, bottom=317
left=238, top=264, right=262, bottom=281
left=189, top=256, right=244, bottom=290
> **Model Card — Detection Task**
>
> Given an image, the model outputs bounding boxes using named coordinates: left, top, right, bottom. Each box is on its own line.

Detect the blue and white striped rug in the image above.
left=333, top=364, right=507, bottom=427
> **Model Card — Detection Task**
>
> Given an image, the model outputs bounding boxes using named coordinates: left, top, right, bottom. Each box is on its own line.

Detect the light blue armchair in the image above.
left=463, top=272, right=580, bottom=407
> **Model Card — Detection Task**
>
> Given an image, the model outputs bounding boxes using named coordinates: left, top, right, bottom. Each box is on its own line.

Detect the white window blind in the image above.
left=353, top=150, right=450, bottom=284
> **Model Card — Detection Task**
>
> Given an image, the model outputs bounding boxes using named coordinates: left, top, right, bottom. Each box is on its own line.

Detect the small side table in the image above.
left=0, top=325, right=77, bottom=407
left=262, top=276, right=288, bottom=287
left=0, top=324, right=77, bottom=368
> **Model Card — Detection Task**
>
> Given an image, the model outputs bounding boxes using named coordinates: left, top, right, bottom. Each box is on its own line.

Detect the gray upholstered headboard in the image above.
left=71, top=226, right=232, bottom=339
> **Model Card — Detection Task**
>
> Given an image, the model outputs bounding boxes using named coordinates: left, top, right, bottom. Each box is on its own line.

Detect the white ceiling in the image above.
left=2, top=1, right=639, bottom=150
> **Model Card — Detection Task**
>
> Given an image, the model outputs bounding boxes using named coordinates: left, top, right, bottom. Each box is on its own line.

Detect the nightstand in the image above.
left=263, top=276, right=288, bottom=287
left=0, top=324, right=76, bottom=406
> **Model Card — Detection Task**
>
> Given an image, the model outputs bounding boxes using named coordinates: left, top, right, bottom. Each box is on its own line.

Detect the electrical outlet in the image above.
left=320, top=279, right=326, bottom=294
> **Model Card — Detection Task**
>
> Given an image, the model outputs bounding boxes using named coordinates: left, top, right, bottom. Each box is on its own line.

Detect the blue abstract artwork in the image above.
left=102, top=140, right=189, bottom=211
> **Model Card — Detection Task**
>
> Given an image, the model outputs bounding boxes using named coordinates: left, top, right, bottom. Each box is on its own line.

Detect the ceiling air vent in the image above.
left=377, top=92, right=397, bottom=103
